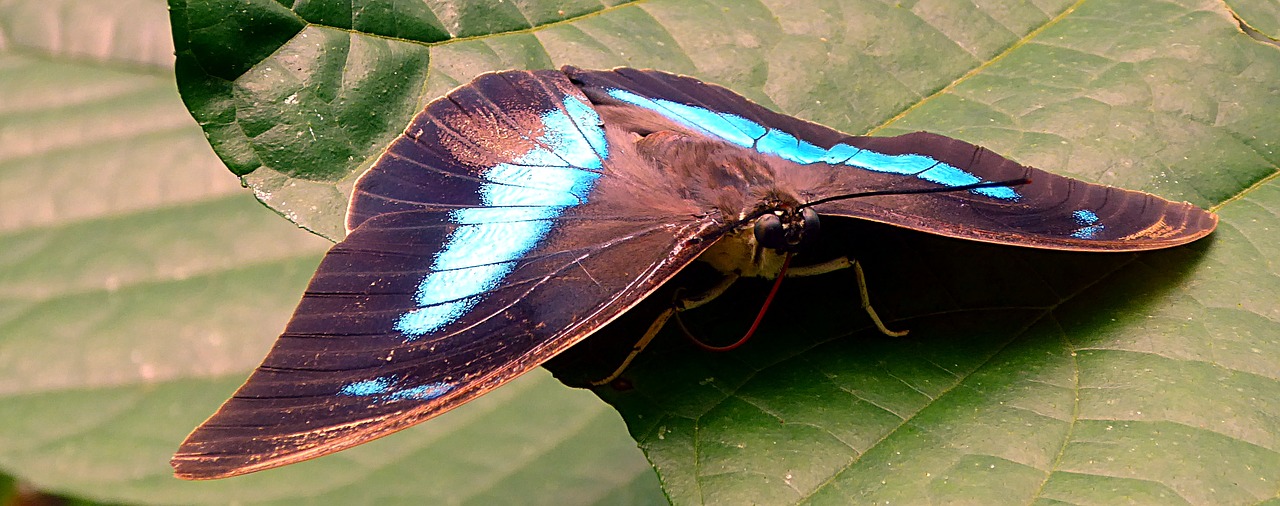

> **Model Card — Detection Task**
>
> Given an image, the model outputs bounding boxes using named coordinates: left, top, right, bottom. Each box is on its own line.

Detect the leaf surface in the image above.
left=0, top=1, right=661, bottom=504
left=167, top=0, right=1280, bottom=503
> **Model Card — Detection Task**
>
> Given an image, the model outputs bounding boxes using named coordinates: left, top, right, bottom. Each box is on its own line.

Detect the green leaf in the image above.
left=0, top=1, right=661, bottom=504
left=1228, top=0, right=1280, bottom=41
left=0, top=473, right=14, bottom=504
left=169, top=0, right=1280, bottom=504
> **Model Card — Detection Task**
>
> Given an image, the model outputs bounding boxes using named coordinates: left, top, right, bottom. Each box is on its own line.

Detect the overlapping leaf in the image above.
left=0, top=0, right=661, bottom=504
left=167, top=0, right=1280, bottom=504
left=1228, top=0, right=1280, bottom=40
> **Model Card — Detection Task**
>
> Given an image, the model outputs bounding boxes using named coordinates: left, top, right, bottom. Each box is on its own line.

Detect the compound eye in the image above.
left=753, top=213, right=787, bottom=250
left=798, top=208, right=821, bottom=248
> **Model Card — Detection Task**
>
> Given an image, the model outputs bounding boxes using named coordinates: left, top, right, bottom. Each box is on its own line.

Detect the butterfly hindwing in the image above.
left=564, top=66, right=1217, bottom=251
left=171, top=70, right=725, bottom=479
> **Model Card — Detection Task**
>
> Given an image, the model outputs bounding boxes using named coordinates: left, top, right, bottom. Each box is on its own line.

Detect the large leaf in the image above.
left=1228, top=0, right=1280, bottom=40
left=169, top=0, right=1280, bottom=504
left=0, top=0, right=662, bottom=504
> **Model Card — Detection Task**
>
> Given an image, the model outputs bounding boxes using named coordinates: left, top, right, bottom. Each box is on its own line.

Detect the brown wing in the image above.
left=564, top=66, right=1217, bottom=252
left=172, top=69, right=727, bottom=479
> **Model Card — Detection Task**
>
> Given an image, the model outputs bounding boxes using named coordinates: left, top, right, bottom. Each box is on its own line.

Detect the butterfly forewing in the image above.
left=564, top=66, right=1216, bottom=251
left=172, top=70, right=723, bottom=479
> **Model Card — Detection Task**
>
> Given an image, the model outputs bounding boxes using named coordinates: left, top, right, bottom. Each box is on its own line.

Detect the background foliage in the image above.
left=1, top=0, right=1278, bottom=504
left=0, top=0, right=661, bottom=504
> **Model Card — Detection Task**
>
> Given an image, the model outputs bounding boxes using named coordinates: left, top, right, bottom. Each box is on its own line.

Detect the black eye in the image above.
left=753, top=213, right=786, bottom=250
left=798, top=208, right=821, bottom=248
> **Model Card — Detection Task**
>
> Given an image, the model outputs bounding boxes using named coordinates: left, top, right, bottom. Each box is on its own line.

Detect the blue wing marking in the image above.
left=339, top=376, right=455, bottom=402
left=1071, top=209, right=1105, bottom=239
left=394, top=95, right=606, bottom=339
left=606, top=88, right=760, bottom=146
left=562, top=93, right=609, bottom=158
left=606, top=88, right=1020, bottom=201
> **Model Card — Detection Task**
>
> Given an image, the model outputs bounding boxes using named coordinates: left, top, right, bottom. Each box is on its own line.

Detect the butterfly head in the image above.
left=700, top=194, right=821, bottom=279
left=753, top=206, right=820, bottom=253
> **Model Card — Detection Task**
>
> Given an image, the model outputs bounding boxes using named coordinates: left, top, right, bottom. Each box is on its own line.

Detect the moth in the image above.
left=172, top=66, right=1217, bottom=479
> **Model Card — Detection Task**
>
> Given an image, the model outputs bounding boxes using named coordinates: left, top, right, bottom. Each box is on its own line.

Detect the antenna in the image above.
left=799, top=177, right=1033, bottom=210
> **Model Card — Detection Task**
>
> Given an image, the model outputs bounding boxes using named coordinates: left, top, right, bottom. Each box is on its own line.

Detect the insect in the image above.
left=172, top=66, right=1217, bottom=479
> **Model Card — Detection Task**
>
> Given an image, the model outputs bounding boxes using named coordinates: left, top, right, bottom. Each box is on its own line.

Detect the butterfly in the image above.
left=171, top=66, right=1217, bottom=479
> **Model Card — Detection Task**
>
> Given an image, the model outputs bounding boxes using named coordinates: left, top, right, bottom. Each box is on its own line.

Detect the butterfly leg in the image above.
left=853, top=260, right=909, bottom=337
left=589, top=256, right=904, bottom=386
left=589, top=273, right=742, bottom=386
left=588, top=306, right=676, bottom=386
left=785, top=256, right=853, bottom=277
left=674, top=272, right=742, bottom=311
left=784, top=256, right=908, bottom=337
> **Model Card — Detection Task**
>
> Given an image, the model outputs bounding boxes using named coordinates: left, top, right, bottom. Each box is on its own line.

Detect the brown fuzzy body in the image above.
left=596, top=104, right=818, bottom=278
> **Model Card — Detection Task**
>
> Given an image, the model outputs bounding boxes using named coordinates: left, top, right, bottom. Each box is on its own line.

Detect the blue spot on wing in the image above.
left=387, top=382, right=454, bottom=401
left=973, top=186, right=1021, bottom=200
left=1073, top=209, right=1100, bottom=225
left=606, top=88, right=1020, bottom=201
left=845, top=150, right=940, bottom=176
left=562, top=93, right=609, bottom=159
left=394, top=95, right=607, bottom=339
left=1071, top=209, right=1105, bottom=239
left=818, top=143, right=861, bottom=164
left=340, top=376, right=455, bottom=402
left=1071, top=225, right=1105, bottom=239
left=606, top=88, right=760, bottom=146
left=340, top=377, right=394, bottom=397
